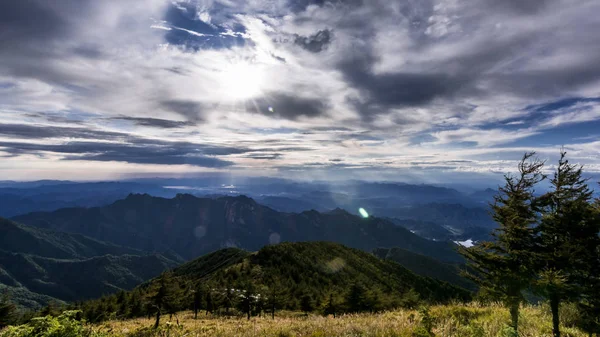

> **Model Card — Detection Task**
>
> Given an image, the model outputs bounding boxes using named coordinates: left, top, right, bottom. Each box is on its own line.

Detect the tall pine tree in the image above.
left=536, top=151, right=597, bottom=337
left=459, top=152, right=544, bottom=333
left=148, top=271, right=179, bottom=329
left=0, top=292, right=17, bottom=329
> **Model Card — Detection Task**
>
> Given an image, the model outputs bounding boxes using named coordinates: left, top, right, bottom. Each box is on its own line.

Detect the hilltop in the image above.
left=79, top=241, right=471, bottom=324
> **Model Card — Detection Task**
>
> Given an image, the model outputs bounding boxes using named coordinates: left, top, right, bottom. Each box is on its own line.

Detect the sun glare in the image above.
left=221, top=61, right=265, bottom=100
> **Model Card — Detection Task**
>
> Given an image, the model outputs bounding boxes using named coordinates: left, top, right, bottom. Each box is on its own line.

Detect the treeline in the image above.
left=461, top=151, right=600, bottom=337
left=62, top=273, right=421, bottom=328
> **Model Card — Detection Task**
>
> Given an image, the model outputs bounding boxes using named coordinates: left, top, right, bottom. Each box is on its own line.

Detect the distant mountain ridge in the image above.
left=13, top=193, right=464, bottom=263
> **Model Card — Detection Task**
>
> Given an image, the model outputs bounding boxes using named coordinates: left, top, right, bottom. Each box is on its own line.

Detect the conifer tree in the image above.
left=265, top=284, right=286, bottom=319
left=205, top=290, right=214, bottom=315
left=577, top=197, right=600, bottom=337
left=345, top=283, right=370, bottom=313
left=193, top=286, right=203, bottom=319
left=239, top=282, right=256, bottom=320
left=536, top=151, right=598, bottom=337
left=323, top=293, right=338, bottom=318
left=300, top=293, right=315, bottom=314
left=0, top=292, right=17, bottom=329
left=149, top=271, right=179, bottom=329
left=459, top=152, right=544, bottom=333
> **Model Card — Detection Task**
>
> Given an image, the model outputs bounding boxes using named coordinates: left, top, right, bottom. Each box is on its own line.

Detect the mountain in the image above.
left=185, top=241, right=471, bottom=302
left=80, top=242, right=471, bottom=322
left=0, top=217, right=179, bottom=308
left=373, top=247, right=475, bottom=291
left=391, top=203, right=496, bottom=231
left=0, top=252, right=177, bottom=306
left=387, top=218, right=455, bottom=241
left=0, top=217, right=141, bottom=259
left=13, top=194, right=464, bottom=263
left=0, top=182, right=176, bottom=218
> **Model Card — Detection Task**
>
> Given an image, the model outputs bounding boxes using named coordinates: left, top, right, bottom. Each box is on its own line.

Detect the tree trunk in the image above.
left=550, top=294, right=561, bottom=337
left=509, top=302, right=519, bottom=332
left=272, top=304, right=275, bottom=320
left=247, top=307, right=251, bottom=320
left=154, top=309, right=161, bottom=329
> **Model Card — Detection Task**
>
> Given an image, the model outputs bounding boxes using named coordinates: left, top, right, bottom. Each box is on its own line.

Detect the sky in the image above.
left=1, top=0, right=600, bottom=182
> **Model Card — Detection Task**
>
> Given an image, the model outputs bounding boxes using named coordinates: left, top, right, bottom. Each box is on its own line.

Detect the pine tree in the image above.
left=0, top=292, right=17, bottom=329
left=239, top=282, right=256, bottom=320
left=205, top=290, right=214, bottom=315
left=193, top=286, right=203, bottom=319
left=265, top=284, right=286, bottom=319
left=536, top=151, right=597, bottom=337
left=575, top=197, right=600, bottom=337
left=149, top=271, right=179, bottom=329
left=459, top=152, right=544, bottom=333
left=300, top=293, right=315, bottom=315
left=345, top=283, right=370, bottom=313
left=323, top=293, right=338, bottom=318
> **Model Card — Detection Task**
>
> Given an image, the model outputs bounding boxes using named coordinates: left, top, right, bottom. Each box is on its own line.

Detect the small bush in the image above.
left=498, top=326, right=518, bottom=337
left=0, top=310, right=106, bottom=337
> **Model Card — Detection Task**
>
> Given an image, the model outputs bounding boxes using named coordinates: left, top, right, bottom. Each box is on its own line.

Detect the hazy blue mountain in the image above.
left=14, top=194, right=464, bottom=263
left=0, top=182, right=177, bottom=218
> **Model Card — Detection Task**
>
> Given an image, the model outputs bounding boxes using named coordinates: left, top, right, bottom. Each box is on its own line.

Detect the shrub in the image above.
left=0, top=310, right=106, bottom=337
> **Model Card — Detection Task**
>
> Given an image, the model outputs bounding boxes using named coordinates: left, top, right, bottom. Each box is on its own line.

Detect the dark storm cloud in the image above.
left=0, top=1, right=73, bottom=47
left=111, top=117, right=197, bottom=129
left=294, top=29, right=333, bottom=53
left=0, top=1, right=94, bottom=82
left=160, top=100, right=205, bottom=121
left=490, top=0, right=555, bottom=14
left=0, top=140, right=236, bottom=168
left=244, top=153, right=284, bottom=160
left=0, top=123, right=128, bottom=140
left=70, top=152, right=233, bottom=167
left=248, top=93, right=328, bottom=120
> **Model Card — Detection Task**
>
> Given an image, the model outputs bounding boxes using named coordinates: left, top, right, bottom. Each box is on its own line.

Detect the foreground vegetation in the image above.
left=1, top=303, right=593, bottom=337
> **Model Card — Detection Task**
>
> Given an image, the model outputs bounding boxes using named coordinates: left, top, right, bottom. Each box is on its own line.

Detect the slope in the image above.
left=0, top=217, right=141, bottom=259
left=373, top=247, right=475, bottom=291
left=0, top=217, right=180, bottom=309
left=13, top=194, right=463, bottom=263
left=79, top=242, right=471, bottom=323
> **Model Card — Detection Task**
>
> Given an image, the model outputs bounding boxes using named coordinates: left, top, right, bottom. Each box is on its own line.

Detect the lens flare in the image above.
left=358, top=208, right=369, bottom=218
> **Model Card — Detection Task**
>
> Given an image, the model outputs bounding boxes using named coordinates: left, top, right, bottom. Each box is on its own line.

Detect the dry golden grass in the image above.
left=91, top=303, right=588, bottom=337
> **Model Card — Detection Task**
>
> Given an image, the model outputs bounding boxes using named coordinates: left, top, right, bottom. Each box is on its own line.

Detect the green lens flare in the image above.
left=358, top=208, right=369, bottom=218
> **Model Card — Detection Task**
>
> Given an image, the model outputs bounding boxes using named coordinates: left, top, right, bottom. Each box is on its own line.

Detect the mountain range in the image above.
left=13, top=194, right=463, bottom=263
left=0, top=181, right=493, bottom=310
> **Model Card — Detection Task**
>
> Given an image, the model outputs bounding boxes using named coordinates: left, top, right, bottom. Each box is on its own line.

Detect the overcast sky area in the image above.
left=1, top=0, right=600, bottom=183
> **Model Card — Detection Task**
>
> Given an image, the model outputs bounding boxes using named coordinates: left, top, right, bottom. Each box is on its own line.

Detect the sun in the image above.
left=221, top=61, right=265, bottom=100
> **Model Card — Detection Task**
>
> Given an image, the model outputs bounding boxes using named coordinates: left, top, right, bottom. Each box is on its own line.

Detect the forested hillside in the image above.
left=77, top=242, right=471, bottom=324
left=0, top=218, right=178, bottom=308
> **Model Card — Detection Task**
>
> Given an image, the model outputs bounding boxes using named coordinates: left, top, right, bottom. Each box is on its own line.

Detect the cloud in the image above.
left=1, top=0, right=600, bottom=180
left=294, top=29, right=333, bottom=53
left=110, top=117, right=197, bottom=129
left=248, top=93, right=329, bottom=120
left=0, top=123, right=128, bottom=140
left=0, top=140, right=236, bottom=168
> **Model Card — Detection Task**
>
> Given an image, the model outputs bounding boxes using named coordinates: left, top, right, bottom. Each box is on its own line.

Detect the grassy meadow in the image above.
left=67, top=303, right=588, bottom=337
